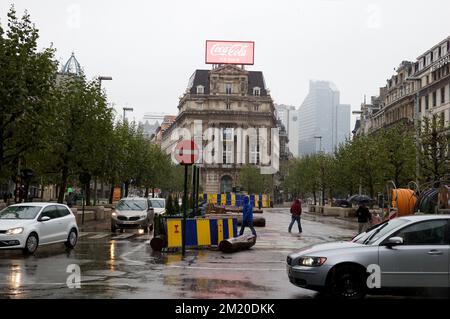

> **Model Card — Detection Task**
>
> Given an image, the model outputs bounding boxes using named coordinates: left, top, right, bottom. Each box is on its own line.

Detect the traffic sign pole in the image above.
left=182, top=164, right=188, bottom=256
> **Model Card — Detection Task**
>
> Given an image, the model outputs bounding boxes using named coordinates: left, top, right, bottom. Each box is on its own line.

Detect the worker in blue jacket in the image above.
left=239, top=196, right=257, bottom=237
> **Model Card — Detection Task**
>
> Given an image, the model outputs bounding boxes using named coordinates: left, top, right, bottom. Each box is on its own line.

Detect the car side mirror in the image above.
left=385, top=236, right=404, bottom=247
left=39, top=216, right=51, bottom=222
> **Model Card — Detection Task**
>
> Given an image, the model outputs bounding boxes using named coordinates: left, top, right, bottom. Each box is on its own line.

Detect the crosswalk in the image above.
left=79, top=231, right=150, bottom=241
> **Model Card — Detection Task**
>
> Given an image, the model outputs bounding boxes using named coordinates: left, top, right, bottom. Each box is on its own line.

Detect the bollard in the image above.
left=150, top=235, right=167, bottom=251
left=219, top=235, right=256, bottom=253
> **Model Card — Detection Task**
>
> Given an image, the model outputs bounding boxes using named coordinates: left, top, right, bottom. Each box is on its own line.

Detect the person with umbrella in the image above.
left=355, top=202, right=372, bottom=233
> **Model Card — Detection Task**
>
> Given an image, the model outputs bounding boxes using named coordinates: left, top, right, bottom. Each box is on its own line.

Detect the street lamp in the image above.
left=313, top=135, right=322, bottom=153
left=98, top=76, right=112, bottom=90
left=405, top=76, right=422, bottom=185
left=123, top=107, right=134, bottom=121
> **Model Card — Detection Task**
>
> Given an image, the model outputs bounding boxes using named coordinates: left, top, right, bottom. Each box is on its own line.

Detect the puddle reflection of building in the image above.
left=9, top=264, right=22, bottom=295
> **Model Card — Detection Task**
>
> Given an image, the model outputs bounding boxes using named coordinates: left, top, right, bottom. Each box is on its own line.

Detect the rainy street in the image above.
left=0, top=208, right=357, bottom=299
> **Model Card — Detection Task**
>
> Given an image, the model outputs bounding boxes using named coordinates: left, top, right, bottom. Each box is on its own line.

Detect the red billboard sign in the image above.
left=205, top=40, right=254, bottom=65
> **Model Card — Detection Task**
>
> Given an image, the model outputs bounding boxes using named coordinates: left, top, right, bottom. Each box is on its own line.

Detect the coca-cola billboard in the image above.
left=205, top=40, right=254, bottom=65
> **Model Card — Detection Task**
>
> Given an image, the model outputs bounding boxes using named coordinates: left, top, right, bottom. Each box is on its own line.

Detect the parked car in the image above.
left=111, top=197, right=154, bottom=233
left=0, top=203, right=78, bottom=255
left=149, top=198, right=166, bottom=215
left=286, top=214, right=450, bottom=299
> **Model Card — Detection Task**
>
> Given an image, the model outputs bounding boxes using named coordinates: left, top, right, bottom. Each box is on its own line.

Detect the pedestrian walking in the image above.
left=356, top=203, right=372, bottom=233
left=288, top=199, right=303, bottom=233
left=239, top=196, right=257, bottom=237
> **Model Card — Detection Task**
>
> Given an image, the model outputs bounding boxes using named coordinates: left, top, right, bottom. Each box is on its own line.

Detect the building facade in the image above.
left=161, top=64, right=278, bottom=194
left=354, top=36, right=450, bottom=135
left=298, top=81, right=350, bottom=156
left=275, top=104, right=299, bottom=157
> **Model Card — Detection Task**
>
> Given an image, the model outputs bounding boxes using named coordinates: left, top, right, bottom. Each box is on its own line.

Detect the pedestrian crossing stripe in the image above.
left=89, top=234, right=110, bottom=239
left=111, top=233, right=134, bottom=240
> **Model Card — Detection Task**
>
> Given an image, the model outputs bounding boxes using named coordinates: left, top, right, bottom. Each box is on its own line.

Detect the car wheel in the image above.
left=111, top=224, right=117, bottom=233
left=65, top=228, right=78, bottom=249
left=327, top=265, right=366, bottom=299
left=23, top=233, right=39, bottom=255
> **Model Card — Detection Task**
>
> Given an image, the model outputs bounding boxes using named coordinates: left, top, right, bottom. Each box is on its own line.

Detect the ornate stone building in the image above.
left=161, top=64, right=278, bottom=194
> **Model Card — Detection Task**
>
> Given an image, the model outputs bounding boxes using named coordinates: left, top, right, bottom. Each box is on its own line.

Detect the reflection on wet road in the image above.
left=0, top=208, right=356, bottom=299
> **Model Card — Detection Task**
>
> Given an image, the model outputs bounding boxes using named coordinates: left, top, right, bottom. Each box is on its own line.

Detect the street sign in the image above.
left=175, top=140, right=199, bottom=165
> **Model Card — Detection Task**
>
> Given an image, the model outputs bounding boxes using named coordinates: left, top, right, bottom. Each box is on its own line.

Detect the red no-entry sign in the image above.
left=175, top=140, right=199, bottom=165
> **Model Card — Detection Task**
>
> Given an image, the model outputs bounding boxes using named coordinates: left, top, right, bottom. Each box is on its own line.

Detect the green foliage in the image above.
left=239, top=164, right=273, bottom=194
left=419, top=114, right=449, bottom=182
left=0, top=6, right=57, bottom=175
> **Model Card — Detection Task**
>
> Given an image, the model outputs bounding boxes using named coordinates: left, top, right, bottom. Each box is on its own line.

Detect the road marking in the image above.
left=78, top=232, right=91, bottom=238
left=111, top=233, right=135, bottom=240
left=88, top=234, right=111, bottom=239
left=166, top=265, right=285, bottom=271
left=119, top=243, right=146, bottom=265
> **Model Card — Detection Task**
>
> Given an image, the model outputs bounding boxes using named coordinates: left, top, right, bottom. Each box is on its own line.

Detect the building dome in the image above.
left=61, top=52, right=82, bottom=75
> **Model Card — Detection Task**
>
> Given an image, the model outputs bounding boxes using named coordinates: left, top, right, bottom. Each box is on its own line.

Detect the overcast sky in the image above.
left=2, top=0, right=450, bottom=128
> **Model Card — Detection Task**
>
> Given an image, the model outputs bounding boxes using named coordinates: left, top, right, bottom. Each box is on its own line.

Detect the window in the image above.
left=418, top=97, right=422, bottom=113
left=253, top=87, right=261, bottom=96
left=425, top=95, right=429, bottom=110
left=225, top=83, right=232, bottom=94
left=222, top=128, right=233, bottom=164
left=57, top=206, right=71, bottom=217
left=432, top=91, right=437, bottom=107
left=254, top=105, right=259, bottom=111
left=391, top=220, right=448, bottom=245
left=441, top=88, right=446, bottom=105
left=196, top=85, right=204, bottom=94
left=442, top=42, right=448, bottom=56
left=40, top=206, right=59, bottom=220
left=250, top=143, right=260, bottom=164
left=226, top=102, right=231, bottom=110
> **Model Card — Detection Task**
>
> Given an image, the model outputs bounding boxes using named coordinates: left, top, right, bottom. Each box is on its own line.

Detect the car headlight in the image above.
left=298, top=256, right=327, bottom=267
left=140, top=215, right=147, bottom=219
left=6, top=227, right=24, bottom=235
left=111, top=212, right=117, bottom=217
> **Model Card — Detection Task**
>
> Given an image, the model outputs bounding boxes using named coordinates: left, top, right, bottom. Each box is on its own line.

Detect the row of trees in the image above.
left=1, top=7, right=182, bottom=204
left=283, top=119, right=449, bottom=203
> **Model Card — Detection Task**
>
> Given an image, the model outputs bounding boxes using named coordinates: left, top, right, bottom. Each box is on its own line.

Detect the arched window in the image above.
left=220, top=175, right=233, bottom=193
left=253, top=87, right=261, bottom=96
left=196, top=85, right=204, bottom=94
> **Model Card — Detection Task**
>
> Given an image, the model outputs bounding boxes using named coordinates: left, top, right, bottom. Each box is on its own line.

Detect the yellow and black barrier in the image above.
left=153, top=216, right=238, bottom=250
left=202, top=193, right=271, bottom=208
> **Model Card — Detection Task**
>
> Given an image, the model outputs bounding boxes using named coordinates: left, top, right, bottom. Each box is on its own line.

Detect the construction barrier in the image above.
left=202, top=193, right=271, bottom=208
left=160, top=216, right=238, bottom=249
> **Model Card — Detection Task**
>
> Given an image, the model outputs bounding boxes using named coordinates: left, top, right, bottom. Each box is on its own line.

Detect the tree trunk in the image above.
left=124, top=181, right=129, bottom=197
left=93, top=176, right=97, bottom=205
left=109, top=184, right=114, bottom=204
left=313, top=190, right=317, bottom=205
left=145, top=187, right=149, bottom=198
left=57, top=166, right=69, bottom=204
left=152, top=188, right=155, bottom=198
left=85, top=178, right=91, bottom=206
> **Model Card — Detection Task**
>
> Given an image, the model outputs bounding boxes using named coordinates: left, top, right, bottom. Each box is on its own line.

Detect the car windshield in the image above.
left=149, top=199, right=165, bottom=208
left=116, top=200, right=147, bottom=211
left=0, top=206, right=42, bottom=220
left=352, top=218, right=409, bottom=245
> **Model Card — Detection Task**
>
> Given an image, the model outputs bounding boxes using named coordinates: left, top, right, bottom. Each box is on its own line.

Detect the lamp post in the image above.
left=406, top=76, right=422, bottom=185
left=123, top=107, right=134, bottom=121
left=97, top=76, right=112, bottom=205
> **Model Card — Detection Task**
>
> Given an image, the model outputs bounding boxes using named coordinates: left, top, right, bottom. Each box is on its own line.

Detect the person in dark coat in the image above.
left=356, top=203, right=372, bottom=233
left=239, top=196, right=257, bottom=237
left=288, top=199, right=303, bottom=233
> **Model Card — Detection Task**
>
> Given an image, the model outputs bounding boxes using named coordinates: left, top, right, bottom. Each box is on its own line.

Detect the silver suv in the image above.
left=111, top=197, right=154, bottom=233
left=287, top=215, right=450, bottom=298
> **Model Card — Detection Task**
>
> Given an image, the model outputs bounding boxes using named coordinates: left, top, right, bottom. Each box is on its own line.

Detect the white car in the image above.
left=0, top=203, right=79, bottom=255
left=149, top=198, right=166, bottom=215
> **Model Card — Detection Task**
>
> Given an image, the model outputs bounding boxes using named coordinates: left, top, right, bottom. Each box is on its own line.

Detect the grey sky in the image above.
left=2, top=0, right=450, bottom=128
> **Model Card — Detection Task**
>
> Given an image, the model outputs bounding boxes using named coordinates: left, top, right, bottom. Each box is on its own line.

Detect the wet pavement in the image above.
left=0, top=208, right=358, bottom=299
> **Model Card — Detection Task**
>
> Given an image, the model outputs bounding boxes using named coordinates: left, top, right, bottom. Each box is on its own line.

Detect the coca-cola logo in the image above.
left=210, top=43, right=249, bottom=57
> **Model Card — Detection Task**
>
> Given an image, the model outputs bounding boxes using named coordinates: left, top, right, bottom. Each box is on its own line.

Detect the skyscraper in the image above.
left=298, top=81, right=350, bottom=156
